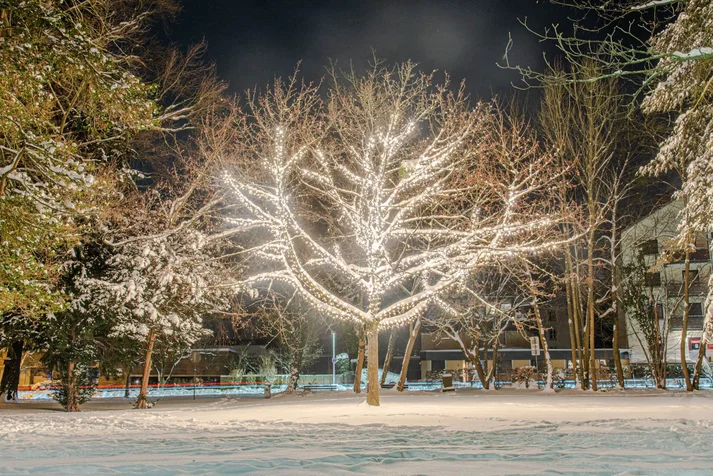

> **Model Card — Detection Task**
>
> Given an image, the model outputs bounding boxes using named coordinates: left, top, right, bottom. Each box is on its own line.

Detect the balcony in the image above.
left=670, top=316, right=704, bottom=330
left=665, top=281, right=709, bottom=296
left=666, top=248, right=711, bottom=263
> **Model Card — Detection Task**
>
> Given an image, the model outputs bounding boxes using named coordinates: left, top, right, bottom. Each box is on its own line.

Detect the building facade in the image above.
left=620, top=200, right=712, bottom=365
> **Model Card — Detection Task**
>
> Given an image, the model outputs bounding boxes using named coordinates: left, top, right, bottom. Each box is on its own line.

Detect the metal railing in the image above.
left=665, top=281, right=708, bottom=296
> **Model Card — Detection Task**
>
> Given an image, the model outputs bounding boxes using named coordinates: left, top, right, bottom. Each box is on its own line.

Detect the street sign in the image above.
left=331, top=357, right=337, bottom=364
left=530, top=336, right=540, bottom=356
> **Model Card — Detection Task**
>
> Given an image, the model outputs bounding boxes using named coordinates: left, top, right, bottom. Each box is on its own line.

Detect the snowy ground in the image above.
left=3, top=389, right=713, bottom=475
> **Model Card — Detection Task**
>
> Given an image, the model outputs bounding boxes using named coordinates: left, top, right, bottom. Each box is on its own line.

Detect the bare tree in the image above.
left=540, top=61, right=632, bottom=390
left=430, top=268, right=526, bottom=390
left=257, top=297, right=324, bottom=393
left=510, top=0, right=713, bottom=387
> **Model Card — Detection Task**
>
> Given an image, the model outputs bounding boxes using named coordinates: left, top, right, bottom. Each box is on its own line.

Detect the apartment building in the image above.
left=620, top=200, right=712, bottom=364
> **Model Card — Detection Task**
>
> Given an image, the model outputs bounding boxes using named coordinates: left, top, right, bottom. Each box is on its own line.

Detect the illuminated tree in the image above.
left=222, top=63, right=570, bottom=405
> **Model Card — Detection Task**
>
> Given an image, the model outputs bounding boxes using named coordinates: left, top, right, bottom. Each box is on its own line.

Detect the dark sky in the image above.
left=169, top=0, right=572, bottom=99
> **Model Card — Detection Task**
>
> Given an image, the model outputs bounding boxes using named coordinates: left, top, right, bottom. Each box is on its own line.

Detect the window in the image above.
left=645, top=272, right=661, bottom=287
left=692, top=248, right=710, bottom=261
left=682, top=270, right=700, bottom=283
left=546, top=328, right=557, bottom=342
left=546, top=309, right=556, bottom=324
left=431, top=360, right=445, bottom=372
left=688, top=303, right=703, bottom=317
left=651, top=303, right=664, bottom=320
left=641, top=239, right=659, bottom=255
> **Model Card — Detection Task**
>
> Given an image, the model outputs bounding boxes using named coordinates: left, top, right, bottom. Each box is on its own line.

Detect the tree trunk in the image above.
left=0, top=340, right=23, bottom=402
left=380, top=330, right=396, bottom=387
left=353, top=337, right=365, bottom=393
left=692, top=286, right=712, bottom=389
left=587, top=229, right=598, bottom=391
left=487, top=337, right=500, bottom=388
left=64, top=360, right=81, bottom=412
left=650, top=288, right=667, bottom=389
left=613, top=322, right=625, bottom=387
left=365, top=323, right=380, bottom=406
left=527, top=266, right=553, bottom=391
left=124, top=364, right=132, bottom=398
left=692, top=325, right=709, bottom=390
left=136, top=330, right=156, bottom=409
left=397, top=318, right=421, bottom=392
left=568, top=249, right=586, bottom=389
left=472, top=350, right=489, bottom=389
left=564, top=255, right=579, bottom=386
left=610, top=207, right=625, bottom=388
left=287, top=355, right=301, bottom=393
left=681, top=240, right=693, bottom=391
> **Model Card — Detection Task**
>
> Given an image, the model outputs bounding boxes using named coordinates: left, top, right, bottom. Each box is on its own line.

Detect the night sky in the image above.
left=168, top=0, right=572, bottom=99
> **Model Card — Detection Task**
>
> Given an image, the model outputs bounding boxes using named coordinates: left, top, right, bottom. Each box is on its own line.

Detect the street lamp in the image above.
left=190, top=351, right=201, bottom=401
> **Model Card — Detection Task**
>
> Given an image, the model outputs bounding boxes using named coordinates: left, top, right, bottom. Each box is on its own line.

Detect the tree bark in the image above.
left=380, top=330, right=396, bottom=387
left=286, top=353, right=301, bottom=393
left=366, top=323, right=380, bottom=406
left=353, top=337, right=365, bottom=393
left=64, top=360, right=81, bottom=412
left=692, top=287, right=712, bottom=390
left=681, top=240, right=693, bottom=391
left=567, top=250, right=586, bottom=389
left=471, top=348, right=489, bottom=389
left=650, top=287, right=667, bottom=389
left=124, top=364, right=133, bottom=398
left=397, top=318, right=421, bottom=392
left=0, top=340, right=23, bottom=402
left=564, top=253, right=579, bottom=385
left=136, top=330, right=156, bottom=409
left=587, top=229, right=598, bottom=391
left=610, top=206, right=625, bottom=388
left=487, top=337, right=500, bottom=388
left=613, top=321, right=625, bottom=387
left=526, top=266, right=553, bottom=391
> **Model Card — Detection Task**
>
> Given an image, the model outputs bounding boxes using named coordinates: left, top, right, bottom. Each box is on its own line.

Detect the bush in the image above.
left=511, top=366, right=537, bottom=389
left=425, top=368, right=474, bottom=383
left=52, top=365, right=96, bottom=412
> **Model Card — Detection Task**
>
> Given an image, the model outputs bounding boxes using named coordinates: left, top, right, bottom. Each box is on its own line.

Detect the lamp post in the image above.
left=190, top=351, right=201, bottom=401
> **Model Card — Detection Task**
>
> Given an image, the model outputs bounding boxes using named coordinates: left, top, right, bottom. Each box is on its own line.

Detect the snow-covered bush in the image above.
left=511, top=366, right=538, bottom=389
left=258, top=352, right=278, bottom=385
left=51, top=364, right=96, bottom=412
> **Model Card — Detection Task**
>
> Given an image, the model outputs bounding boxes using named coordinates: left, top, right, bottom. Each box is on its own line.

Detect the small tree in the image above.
left=430, top=269, right=525, bottom=390
left=259, top=301, right=323, bottom=393
left=86, top=229, right=226, bottom=408
left=620, top=253, right=674, bottom=388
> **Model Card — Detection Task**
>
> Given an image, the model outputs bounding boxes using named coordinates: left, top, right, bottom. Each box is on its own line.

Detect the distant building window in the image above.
left=641, top=240, right=659, bottom=255
left=688, top=303, right=703, bottom=317
left=651, top=303, right=664, bottom=320
left=547, top=309, right=556, bottom=324
left=546, top=328, right=557, bottom=342
left=682, top=270, right=700, bottom=283
left=692, top=248, right=710, bottom=262
left=645, top=272, right=661, bottom=287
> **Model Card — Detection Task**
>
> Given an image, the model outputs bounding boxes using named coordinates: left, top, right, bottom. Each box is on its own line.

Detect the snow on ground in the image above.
left=2, top=389, right=713, bottom=475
